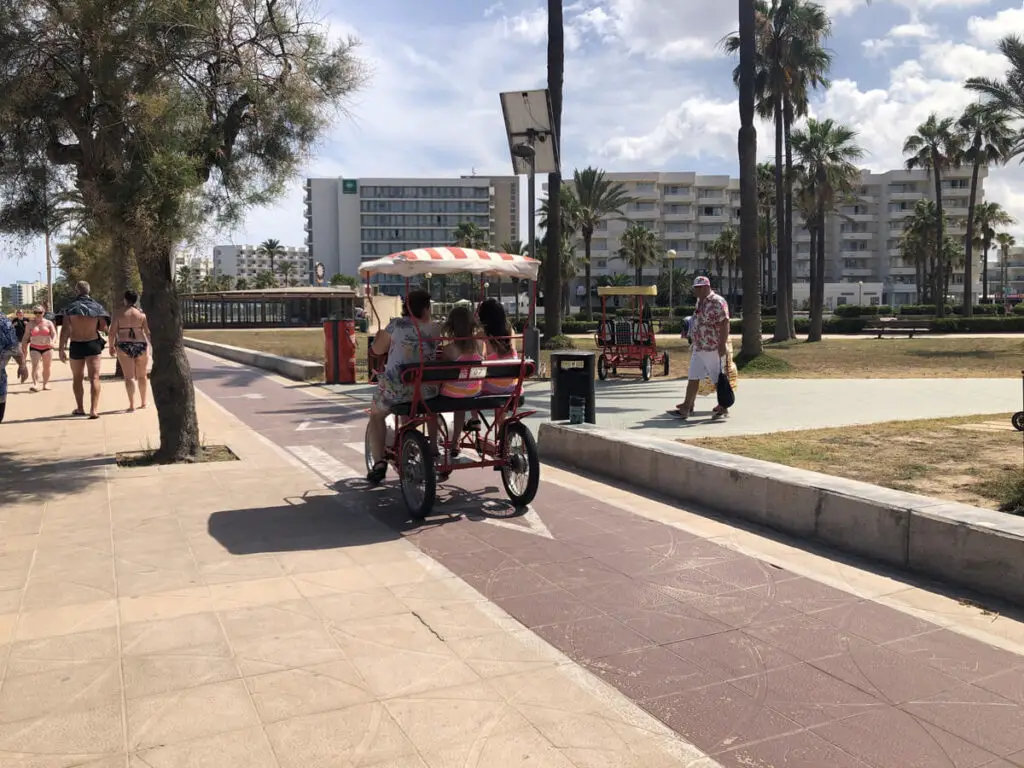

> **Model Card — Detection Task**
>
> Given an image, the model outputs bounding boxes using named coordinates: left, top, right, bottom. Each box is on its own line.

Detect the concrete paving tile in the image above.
left=115, top=567, right=205, bottom=599
left=903, top=684, right=1024, bottom=758
left=387, top=575, right=486, bottom=605
left=887, top=628, right=1024, bottom=683
left=460, top=564, right=556, bottom=601
left=208, top=576, right=302, bottom=610
left=273, top=548, right=358, bottom=575
left=119, top=587, right=213, bottom=625
left=196, top=555, right=284, bottom=585
left=497, top=588, right=603, bottom=628
left=217, top=600, right=321, bottom=643
left=446, top=629, right=564, bottom=679
left=401, top=600, right=516, bottom=642
left=668, top=629, right=801, bottom=684
left=130, top=726, right=278, bottom=768
left=120, top=612, right=229, bottom=657
left=344, top=540, right=419, bottom=567
left=384, top=679, right=530, bottom=753
left=289, top=566, right=379, bottom=597
left=744, top=613, right=856, bottom=663
left=122, top=653, right=239, bottom=699
left=529, top=558, right=624, bottom=592
left=813, top=706, right=1002, bottom=768
left=0, top=590, right=22, bottom=616
left=976, top=668, right=1024, bottom=706
left=617, top=599, right=731, bottom=645
left=813, top=597, right=940, bottom=645
left=742, top=576, right=860, bottom=616
left=0, top=569, right=29, bottom=593
left=418, top=723, right=576, bottom=768
left=0, top=696, right=124, bottom=755
left=717, top=730, right=872, bottom=768
left=534, top=615, right=655, bottom=662
left=5, top=627, right=118, bottom=676
left=568, top=576, right=677, bottom=615
left=488, top=666, right=608, bottom=717
left=307, top=587, right=408, bottom=626
left=247, top=660, right=372, bottom=723
left=364, top=558, right=446, bottom=588
left=265, top=703, right=418, bottom=768
left=586, top=646, right=712, bottom=702
left=810, top=636, right=963, bottom=705
left=21, top=573, right=116, bottom=611
left=15, top=599, right=118, bottom=642
left=0, top=660, right=122, bottom=724
left=127, top=679, right=258, bottom=750
left=231, top=626, right=346, bottom=677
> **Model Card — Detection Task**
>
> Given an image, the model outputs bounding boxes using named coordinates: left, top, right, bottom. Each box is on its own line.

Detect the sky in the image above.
left=4, top=0, right=1024, bottom=285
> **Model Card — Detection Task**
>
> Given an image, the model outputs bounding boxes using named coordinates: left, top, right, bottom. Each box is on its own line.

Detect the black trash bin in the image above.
left=550, top=351, right=596, bottom=424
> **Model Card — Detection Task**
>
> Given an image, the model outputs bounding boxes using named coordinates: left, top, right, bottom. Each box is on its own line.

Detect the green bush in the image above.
left=541, top=334, right=576, bottom=350
left=761, top=306, right=777, bottom=317
left=823, top=317, right=868, bottom=333
left=673, top=305, right=697, bottom=318
left=1014, top=305, right=1024, bottom=316
left=898, top=304, right=947, bottom=316
left=951, top=304, right=1004, bottom=316
left=930, top=316, right=1024, bottom=333
left=560, top=321, right=599, bottom=335
left=833, top=305, right=892, bottom=318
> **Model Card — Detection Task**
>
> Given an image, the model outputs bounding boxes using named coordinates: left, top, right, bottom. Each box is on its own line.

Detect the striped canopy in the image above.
left=359, top=247, right=540, bottom=280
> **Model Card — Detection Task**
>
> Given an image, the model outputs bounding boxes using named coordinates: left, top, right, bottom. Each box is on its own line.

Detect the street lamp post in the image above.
left=511, top=141, right=539, bottom=363
left=424, top=272, right=432, bottom=299
left=858, top=280, right=863, bottom=307
left=665, top=249, right=678, bottom=310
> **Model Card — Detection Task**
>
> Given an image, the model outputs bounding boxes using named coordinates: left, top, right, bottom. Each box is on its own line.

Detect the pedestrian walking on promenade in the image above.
left=674, top=276, right=732, bottom=420
left=23, top=306, right=57, bottom=391
left=0, top=313, right=29, bottom=423
left=58, top=281, right=109, bottom=419
left=108, top=290, right=151, bottom=412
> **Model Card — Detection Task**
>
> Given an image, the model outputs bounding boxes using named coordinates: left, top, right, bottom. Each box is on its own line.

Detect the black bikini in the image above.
left=116, top=327, right=148, bottom=359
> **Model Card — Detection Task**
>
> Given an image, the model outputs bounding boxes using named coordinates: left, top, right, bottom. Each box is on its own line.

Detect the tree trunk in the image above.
left=771, top=97, right=789, bottom=342
left=737, top=0, right=763, bottom=359
left=583, top=234, right=593, bottom=321
left=963, top=159, right=981, bottom=315
left=544, top=0, right=564, bottom=340
left=933, top=161, right=945, bottom=318
left=982, top=237, right=990, bottom=302
left=110, top=233, right=136, bottom=380
left=782, top=98, right=796, bottom=338
left=807, top=225, right=821, bottom=342
left=137, top=245, right=201, bottom=462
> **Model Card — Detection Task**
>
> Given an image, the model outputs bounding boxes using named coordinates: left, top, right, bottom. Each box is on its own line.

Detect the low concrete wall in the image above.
left=539, top=422, right=1024, bottom=603
left=184, top=337, right=323, bottom=381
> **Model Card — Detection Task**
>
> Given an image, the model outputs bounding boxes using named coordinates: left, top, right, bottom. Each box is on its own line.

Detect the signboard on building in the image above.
left=315, top=262, right=325, bottom=285
left=342, top=179, right=357, bottom=194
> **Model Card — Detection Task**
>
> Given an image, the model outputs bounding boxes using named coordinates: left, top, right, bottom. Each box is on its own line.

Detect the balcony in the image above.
left=696, top=193, right=727, bottom=204
left=840, top=232, right=875, bottom=241
left=888, top=267, right=916, bottom=276
left=888, top=209, right=913, bottom=218
left=628, top=208, right=660, bottom=220
left=662, top=191, right=694, bottom=203
left=843, top=268, right=878, bottom=278
left=697, top=233, right=723, bottom=242
left=889, top=190, right=925, bottom=201
left=696, top=214, right=729, bottom=224
left=845, top=213, right=876, bottom=222
left=631, top=187, right=659, bottom=201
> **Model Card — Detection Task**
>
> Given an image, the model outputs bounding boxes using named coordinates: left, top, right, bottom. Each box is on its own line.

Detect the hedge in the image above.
left=930, top=316, right=1024, bottom=333
left=1015, top=305, right=1024, bottom=316
left=833, top=305, right=893, bottom=318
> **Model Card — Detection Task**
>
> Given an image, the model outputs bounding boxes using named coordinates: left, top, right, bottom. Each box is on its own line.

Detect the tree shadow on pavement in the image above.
left=0, top=450, right=113, bottom=503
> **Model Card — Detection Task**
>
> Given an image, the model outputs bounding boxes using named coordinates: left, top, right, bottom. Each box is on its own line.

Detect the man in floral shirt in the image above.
left=0, top=313, right=29, bottom=423
left=675, top=275, right=730, bottom=419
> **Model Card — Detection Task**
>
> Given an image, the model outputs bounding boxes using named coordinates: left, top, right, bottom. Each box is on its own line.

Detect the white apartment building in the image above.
left=304, top=176, right=520, bottom=291
left=212, top=244, right=312, bottom=285
left=172, top=253, right=213, bottom=282
left=8, top=280, right=45, bottom=307
left=568, top=168, right=985, bottom=308
left=998, top=247, right=1024, bottom=300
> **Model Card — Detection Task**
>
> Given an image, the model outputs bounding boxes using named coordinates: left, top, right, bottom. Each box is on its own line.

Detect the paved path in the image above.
left=325, top=376, right=1020, bottom=439
left=190, top=350, right=1024, bottom=767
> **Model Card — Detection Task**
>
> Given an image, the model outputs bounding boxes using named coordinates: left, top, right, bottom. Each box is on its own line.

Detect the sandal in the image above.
left=711, top=406, right=728, bottom=420
left=366, top=461, right=387, bottom=484
left=464, top=418, right=482, bottom=432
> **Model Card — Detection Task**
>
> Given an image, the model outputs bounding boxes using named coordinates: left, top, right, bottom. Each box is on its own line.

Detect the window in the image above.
left=635, top=182, right=655, bottom=192
left=699, top=224, right=722, bottom=235
left=842, top=240, right=869, bottom=251
left=592, top=238, right=608, bottom=250
left=701, top=206, right=723, bottom=217
left=665, top=222, right=691, bottom=233
left=666, top=204, right=690, bottom=215
left=632, top=202, right=655, bottom=211
left=595, top=220, right=607, bottom=231
left=664, top=185, right=688, bottom=195
left=698, top=189, right=722, bottom=199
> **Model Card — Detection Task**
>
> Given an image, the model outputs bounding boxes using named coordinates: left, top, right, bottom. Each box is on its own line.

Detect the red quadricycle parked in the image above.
left=594, top=285, right=670, bottom=381
left=359, top=247, right=541, bottom=520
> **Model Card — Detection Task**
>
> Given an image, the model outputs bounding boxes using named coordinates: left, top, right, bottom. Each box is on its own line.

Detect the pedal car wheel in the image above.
left=597, top=356, right=608, bottom=381
left=363, top=421, right=377, bottom=475
left=662, top=352, right=670, bottom=377
left=364, top=416, right=395, bottom=475
left=501, top=421, right=540, bottom=508
left=400, top=430, right=436, bottom=520
left=1014, top=412, right=1024, bottom=432
left=641, top=355, right=653, bottom=381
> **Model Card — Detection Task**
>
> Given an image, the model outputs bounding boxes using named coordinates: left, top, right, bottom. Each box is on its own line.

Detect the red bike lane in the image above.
left=190, top=351, right=1024, bottom=768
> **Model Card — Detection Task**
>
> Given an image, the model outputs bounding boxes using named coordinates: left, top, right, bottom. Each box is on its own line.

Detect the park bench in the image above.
left=863, top=317, right=932, bottom=339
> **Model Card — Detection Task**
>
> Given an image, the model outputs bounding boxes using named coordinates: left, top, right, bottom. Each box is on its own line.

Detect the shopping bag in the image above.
left=716, top=371, right=735, bottom=409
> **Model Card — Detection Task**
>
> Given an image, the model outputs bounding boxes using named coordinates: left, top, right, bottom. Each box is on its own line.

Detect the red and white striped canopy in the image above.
left=359, top=247, right=540, bottom=280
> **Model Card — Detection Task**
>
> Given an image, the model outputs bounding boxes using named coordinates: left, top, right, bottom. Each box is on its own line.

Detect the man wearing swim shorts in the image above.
left=58, top=281, right=109, bottom=419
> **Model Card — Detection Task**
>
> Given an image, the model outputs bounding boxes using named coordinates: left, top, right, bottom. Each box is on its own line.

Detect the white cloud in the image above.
left=968, top=3, right=1024, bottom=45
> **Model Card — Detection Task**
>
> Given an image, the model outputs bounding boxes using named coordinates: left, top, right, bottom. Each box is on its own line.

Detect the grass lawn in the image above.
left=688, top=414, right=1024, bottom=513
left=185, top=329, right=1024, bottom=381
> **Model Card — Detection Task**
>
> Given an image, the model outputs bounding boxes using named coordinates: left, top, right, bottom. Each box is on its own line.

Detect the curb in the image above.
left=538, top=422, right=1024, bottom=604
left=183, top=337, right=323, bottom=381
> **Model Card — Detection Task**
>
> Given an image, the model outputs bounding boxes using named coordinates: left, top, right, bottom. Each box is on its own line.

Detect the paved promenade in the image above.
left=2, top=353, right=1024, bottom=767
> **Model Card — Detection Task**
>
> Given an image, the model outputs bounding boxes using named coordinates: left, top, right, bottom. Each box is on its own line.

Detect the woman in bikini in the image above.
left=22, top=306, right=56, bottom=391
left=108, top=290, right=151, bottom=412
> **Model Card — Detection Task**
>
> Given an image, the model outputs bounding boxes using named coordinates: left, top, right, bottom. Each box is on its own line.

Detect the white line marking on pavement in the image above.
left=344, top=442, right=365, bottom=455
left=477, top=503, right=554, bottom=539
left=218, top=393, right=265, bottom=400
left=296, top=420, right=347, bottom=431
left=286, top=445, right=359, bottom=484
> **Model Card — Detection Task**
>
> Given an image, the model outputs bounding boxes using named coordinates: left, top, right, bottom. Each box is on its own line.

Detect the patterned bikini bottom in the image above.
left=116, top=341, right=148, bottom=359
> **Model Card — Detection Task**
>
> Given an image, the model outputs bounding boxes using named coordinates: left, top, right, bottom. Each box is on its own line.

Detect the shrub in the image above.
left=834, top=304, right=879, bottom=318
left=761, top=305, right=777, bottom=316
left=898, top=304, right=948, bottom=316
left=823, top=317, right=868, bottom=334
left=1014, top=305, right=1024, bottom=316
left=660, top=321, right=684, bottom=335
left=930, top=316, right=1024, bottom=333
left=673, top=305, right=697, bottom=318
left=541, top=334, right=576, bottom=350
left=952, top=305, right=1004, bottom=316
left=560, top=321, right=599, bottom=335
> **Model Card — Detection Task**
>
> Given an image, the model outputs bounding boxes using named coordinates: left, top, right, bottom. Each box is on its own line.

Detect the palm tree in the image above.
left=718, top=227, right=741, bottom=304
left=234, top=277, right=248, bottom=290
left=757, top=161, right=777, bottom=304
left=903, top=114, right=959, bottom=315
left=276, top=260, right=296, bottom=287
left=176, top=265, right=193, bottom=294
left=902, top=199, right=944, bottom=304
left=996, top=232, right=1016, bottom=300
left=965, top=35, right=1024, bottom=147
left=498, top=240, right=528, bottom=312
left=253, top=270, right=277, bottom=289
left=256, top=239, right=286, bottom=279
left=545, top=0, right=565, bottom=339
left=956, top=103, right=1014, bottom=315
left=539, top=188, right=580, bottom=315
left=725, top=0, right=833, bottom=342
left=452, top=221, right=489, bottom=249
left=791, top=118, right=864, bottom=341
left=974, top=202, right=1016, bottom=301
left=568, top=167, right=634, bottom=320
left=619, top=224, right=661, bottom=286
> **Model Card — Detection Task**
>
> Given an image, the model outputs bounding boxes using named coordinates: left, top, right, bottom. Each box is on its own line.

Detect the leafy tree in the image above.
left=329, top=273, right=358, bottom=288
left=974, top=201, right=1015, bottom=301
left=757, top=161, right=777, bottom=304
left=451, top=222, right=489, bottom=249
left=903, top=114, right=959, bottom=315
left=234, top=277, right=248, bottom=291
left=568, top=167, right=633, bottom=319
left=176, top=265, right=193, bottom=294
left=707, top=227, right=739, bottom=301
left=791, top=118, right=863, bottom=341
left=956, top=104, right=1014, bottom=315
left=276, top=260, right=296, bottom=288
left=619, top=224, right=661, bottom=287
left=996, top=232, right=1016, bottom=299
left=0, top=0, right=366, bottom=460
left=253, top=271, right=278, bottom=289
left=901, top=199, right=945, bottom=304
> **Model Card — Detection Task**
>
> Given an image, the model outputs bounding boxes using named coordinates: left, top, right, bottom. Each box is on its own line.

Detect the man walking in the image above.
left=0, top=312, right=29, bottom=423
left=674, top=276, right=731, bottom=420
left=58, top=281, right=109, bottom=419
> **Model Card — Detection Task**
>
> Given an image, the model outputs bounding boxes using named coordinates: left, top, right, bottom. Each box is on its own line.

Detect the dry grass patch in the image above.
left=116, top=444, right=239, bottom=467
left=688, top=414, right=1024, bottom=512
